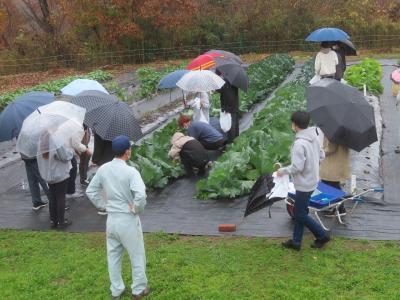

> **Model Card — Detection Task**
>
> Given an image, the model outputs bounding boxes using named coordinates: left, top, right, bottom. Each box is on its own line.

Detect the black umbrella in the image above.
left=244, top=174, right=284, bottom=218
left=215, top=59, right=249, bottom=92
left=205, top=49, right=244, bottom=65
left=337, top=40, right=357, bottom=56
left=71, top=90, right=116, bottom=111
left=307, top=79, right=377, bottom=152
left=70, top=90, right=142, bottom=141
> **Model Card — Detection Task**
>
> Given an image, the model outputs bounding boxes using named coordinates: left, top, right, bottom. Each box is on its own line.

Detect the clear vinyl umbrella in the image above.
left=176, top=70, right=225, bottom=92
left=16, top=101, right=86, bottom=158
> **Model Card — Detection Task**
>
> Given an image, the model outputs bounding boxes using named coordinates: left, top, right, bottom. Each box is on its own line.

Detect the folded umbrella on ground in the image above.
left=0, top=91, right=54, bottom=142
left=307, top=79, right=378, bottom=152
left=244, top=174, right=281, bottom=218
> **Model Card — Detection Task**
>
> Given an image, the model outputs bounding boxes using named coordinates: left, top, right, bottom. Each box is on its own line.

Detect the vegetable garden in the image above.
left=129, top=54, right=295, bottom=189
left=196, top=59, right=314, bottom=199
left=131, top=55, right=383, bottom=200
left=344, top=58, right=383, bottom=95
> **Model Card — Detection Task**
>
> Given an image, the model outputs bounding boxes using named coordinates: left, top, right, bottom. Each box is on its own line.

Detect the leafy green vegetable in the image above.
left=344, top=58, right=383, bottom=94
left=196, top=59, right=315, bottom=200
left=210, top=54, right=295, bottom=115
left=130, top=121, right=185, bottom=189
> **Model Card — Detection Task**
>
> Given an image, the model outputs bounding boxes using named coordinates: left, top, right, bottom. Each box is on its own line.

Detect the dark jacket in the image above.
left=187, top=121, right=224, bottom=144
left=92, top=133, right=114, bottom=166
left=180, top=139, right=209, bottom=168
left=217, top=81, right=239, bottom=113
left=334, top=48, right=346, bottom=80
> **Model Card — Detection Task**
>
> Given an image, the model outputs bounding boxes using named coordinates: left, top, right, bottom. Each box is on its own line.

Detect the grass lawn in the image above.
left=1, top=230, right=399, bottom=300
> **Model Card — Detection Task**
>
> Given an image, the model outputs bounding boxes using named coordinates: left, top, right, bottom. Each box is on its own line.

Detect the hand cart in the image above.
left=284, top=181, right=384, bottom=231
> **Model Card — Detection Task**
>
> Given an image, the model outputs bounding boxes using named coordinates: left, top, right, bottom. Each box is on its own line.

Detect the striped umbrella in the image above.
left=186, top=53, right=222, bottom=70
left=176, top=70, right=225, bottom=92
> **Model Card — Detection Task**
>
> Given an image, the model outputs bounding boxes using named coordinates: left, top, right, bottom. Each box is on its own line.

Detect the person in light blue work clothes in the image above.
left=86, top=135, right=150, bottom=300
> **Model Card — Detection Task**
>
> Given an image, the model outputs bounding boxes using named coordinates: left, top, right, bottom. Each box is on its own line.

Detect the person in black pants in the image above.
left=48, top=178, right=69, bottom=227
left=168, top=132, right=209, bottom=177
left=21, top=154, right=50, bottom=210
left=67, top=156, right=77, bottom=195
left=37, top=145, right=74, bottom=229
left=216, top=79, right=240, bottom=143
left=79, top=125, right=91, bottom=185
left=92, top=133, right=114, bottom=166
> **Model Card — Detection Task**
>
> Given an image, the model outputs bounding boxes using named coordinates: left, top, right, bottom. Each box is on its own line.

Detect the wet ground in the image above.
left=1, top=60, right=400, bottom=240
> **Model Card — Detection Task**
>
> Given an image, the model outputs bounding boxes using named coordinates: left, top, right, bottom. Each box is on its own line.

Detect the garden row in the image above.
left=196, top=59, right=315, bottom=199
left=344, top=58, right=383, bottom=95
left=129, top=54, right=295, bottom=189
left=210, top=54, right=295, bottom=114
left=196, top=57, right=384, bottom=200
left=136, top=62, right=187, bottom=99
left=0, top=70, right=112, bottom=111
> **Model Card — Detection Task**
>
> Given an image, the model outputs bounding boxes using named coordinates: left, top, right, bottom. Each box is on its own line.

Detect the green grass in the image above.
left=1, top=230, right=400, bottom=299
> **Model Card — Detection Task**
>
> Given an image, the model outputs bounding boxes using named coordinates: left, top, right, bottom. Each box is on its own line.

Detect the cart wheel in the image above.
left=286, top=198, right=295, bottom=219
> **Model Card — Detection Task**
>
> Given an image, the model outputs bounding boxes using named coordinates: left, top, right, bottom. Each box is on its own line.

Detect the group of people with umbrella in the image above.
left=0, top=79, right=143, bottom=226
left=158, top=49, right=249, bottom=176
left=270, top=28, right=377, bottom=251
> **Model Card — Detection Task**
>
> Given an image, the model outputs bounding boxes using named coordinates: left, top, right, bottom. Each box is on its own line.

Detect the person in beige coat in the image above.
left=320, top=136, right=350, bottom=214
left=169, top=132, right=209, bottom=176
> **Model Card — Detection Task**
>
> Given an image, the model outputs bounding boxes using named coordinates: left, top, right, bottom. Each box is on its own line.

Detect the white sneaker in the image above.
left=97, top=209, right=107, bottom=215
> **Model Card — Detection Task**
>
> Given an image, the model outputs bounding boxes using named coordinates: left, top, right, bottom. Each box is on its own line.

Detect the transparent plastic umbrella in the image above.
left=176, top=70, right=225, bottom=92
left=16, top=101, right=85, bottom=158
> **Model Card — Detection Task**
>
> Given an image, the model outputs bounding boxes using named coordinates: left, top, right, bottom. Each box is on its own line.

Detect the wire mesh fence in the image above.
left=0, top=35, right=399, bottom=75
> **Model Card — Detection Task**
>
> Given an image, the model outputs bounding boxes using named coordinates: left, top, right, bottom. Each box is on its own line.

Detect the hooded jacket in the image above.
left=168, top=132, right=195, bottom=159
left=279, top=127, right=325, bottom=192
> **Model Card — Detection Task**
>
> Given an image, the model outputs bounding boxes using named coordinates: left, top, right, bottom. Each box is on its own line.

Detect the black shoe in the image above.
left=311, top=235, right=331, bottom=249
left=50, top=221, right=57, bottom=229
left=32, top=202, right=48, bottom=211
left=80, top=180, right=89, bottom=186
left=57, top=219, right=72, bottom=229
left=65, top=205, right=70, bottom=211
left=281, top=239, right=301, bottom=251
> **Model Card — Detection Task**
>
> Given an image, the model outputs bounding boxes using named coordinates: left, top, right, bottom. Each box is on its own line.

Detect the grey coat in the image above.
left=279, top=127, right=325, bottom=192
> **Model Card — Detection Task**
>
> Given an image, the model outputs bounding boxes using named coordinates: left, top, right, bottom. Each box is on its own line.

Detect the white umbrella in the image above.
left=61, top=79, right=109, bottom=96
left=16, top=102, right=86, bottom=157
left=176, top=70, right=225, bottom=92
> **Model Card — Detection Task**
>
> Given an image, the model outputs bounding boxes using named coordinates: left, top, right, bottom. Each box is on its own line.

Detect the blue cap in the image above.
left=112, top=135, right=131, bottom=155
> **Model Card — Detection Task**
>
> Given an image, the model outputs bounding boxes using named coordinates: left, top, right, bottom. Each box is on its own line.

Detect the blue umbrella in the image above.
left=157, top=70, right=189, bottom=89
left=0, top=91, right=54, bottom=142
left=305, top=27, right=350, bottom=42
